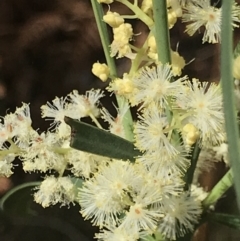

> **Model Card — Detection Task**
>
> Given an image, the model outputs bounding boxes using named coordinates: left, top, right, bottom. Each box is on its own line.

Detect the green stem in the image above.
left=0, top=140, right=22, bottom=156
left=183, top=141, right=201, bottom=191
left=90, top=0, right=134, bottom=142
left=221, top=0, right=240, bottom=209
left=0, top=148, right=21, bottom=156
left=116, top=0, right=154, bottom=28
left=152, top=0, right=171, bottom=64
left=202, top=169, right=233, bottom=209
left=91, top=0, right=117, bottom=77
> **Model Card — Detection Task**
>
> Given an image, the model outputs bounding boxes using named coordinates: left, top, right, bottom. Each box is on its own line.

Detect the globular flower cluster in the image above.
left=111, top=22, right=135, bottom=59
left=85, top=1, right=233, bottom=239
left=80, top=61, right=226, bottom=240
left=0, top=62, right=223, bottom=240
left=0, top=89, right=107, bottom=207
left=182, top=0, right=240, bottom=43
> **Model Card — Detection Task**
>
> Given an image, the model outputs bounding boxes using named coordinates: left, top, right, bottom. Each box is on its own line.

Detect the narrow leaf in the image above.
left=0, top=182, right=40, bottom=216
left=207, top=212, right=240, bottom=230
left=221, top=0, right=240, bottom=209
left=202, top=169, right=233, bottom=209
left=64, top=117, right=140, bottom=162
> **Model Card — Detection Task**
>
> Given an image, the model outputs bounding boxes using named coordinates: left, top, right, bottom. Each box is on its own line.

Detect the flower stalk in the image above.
left=152, top=0, right=171, bottom=64
left=116, top=0, right=154, bottom=27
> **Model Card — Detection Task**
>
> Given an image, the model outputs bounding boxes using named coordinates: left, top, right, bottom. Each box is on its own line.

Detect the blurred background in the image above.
left=0, top=0, right=239, bottom=240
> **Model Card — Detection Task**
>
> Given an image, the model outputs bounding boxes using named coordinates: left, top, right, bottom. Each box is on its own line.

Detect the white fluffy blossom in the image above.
left=68, top=89, right=104, bottom=118
left=0, top=154, right=15, bottom=177
left=41, top=89, right=104, bottom=128
left=131, top=64, right=186, bottom=108
left=134, top=103, right=177, bottom=155
left=182, top=1, right=240, bottom=43
left=0, top=103, right=33, bottom=146
left=66, top=149, right=109, bottom=178
left=34, top=176, right=76, bottom=208
left=177, top=80, right=225, bottom=146
left=79, top=161, right=137, bottom=227
left=21, top=132, right=66, bottom=173
left=96, top=226, right=141, bottom=241
left=41, top=96, right=68, bottom=127
left=158, top=192, right=202, bottom=240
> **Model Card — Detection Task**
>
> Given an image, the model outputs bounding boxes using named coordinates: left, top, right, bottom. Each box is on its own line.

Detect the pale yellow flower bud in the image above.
left=148, top=51, right=158, bottom=61
left=183, top=123, right=199, bottom=145
left=186, top=138, right=195, bottom=146
left=171, top=50, right=186, bottom=76
left=103, top=11, right=124, bottom=28
left=233, top=55, right=240, bottom=80
left=110, top=23, right=135, bottom=59
left=183, top=123, right=197, bottom=133
left=141, top=0, right=152, bottom=15
left=148, top=36, right=157, bottom=52
left=186, top=132, right=199, bottom=145
left=92, top=62, right=110, bottom=82
left=113, top=23, right=133, bottom=44
left=147, top=36, right=158, bottom=60
left=108, top=74, right=134, bottom=97
left=170, top=0, right=182, bottom=17
left=168, top=10, right=177, bottom=29
left=118, top=44, right=132, bottom=58
left=167, top=0, right=181, bottom=29
left=114, top=77, right=133, bottom=95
